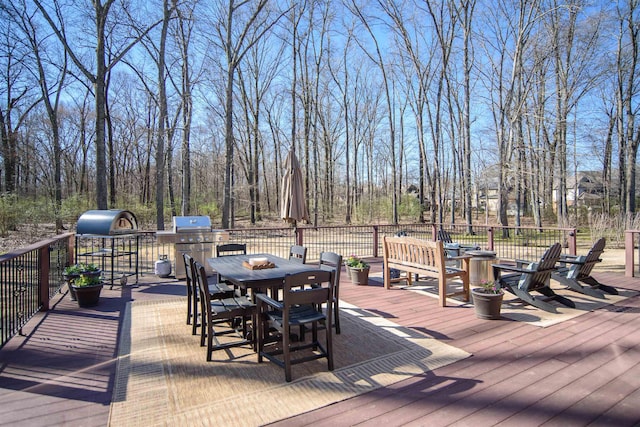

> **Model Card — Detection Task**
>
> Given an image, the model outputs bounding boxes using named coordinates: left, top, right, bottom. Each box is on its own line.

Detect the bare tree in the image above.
left=173, top=0, right=196, bottom=216
left=33, top=0, right=161, bottom=210
left=615, top=1, right=640, bottom=214
left=210, top=0, right=285, bottom=228
left=349, top=0, right=399, bottom=224
left=478, top=0, right=541, bottom=232
left=546, top=0, right=602, bottom=224
left=456, top=0, right=476, bottom=233
left=0, top=6, right=42, bottom=195
left=236, top=32, right=283, bottom=224
left=4, top=0, right=68, bottom=229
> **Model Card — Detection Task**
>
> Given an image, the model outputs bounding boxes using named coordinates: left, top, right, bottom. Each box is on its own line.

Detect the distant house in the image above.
left=559, top=171, right=606, bottom=207
left=473, top=169, right=503, bottom=214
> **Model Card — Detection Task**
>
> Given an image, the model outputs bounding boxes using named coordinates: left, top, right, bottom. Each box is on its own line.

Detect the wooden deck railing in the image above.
left=625, top=229, right=640, bottom=277
left=0, top=223, right=592, bottom=349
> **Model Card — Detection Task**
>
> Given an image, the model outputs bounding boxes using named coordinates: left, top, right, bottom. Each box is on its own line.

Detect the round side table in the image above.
left=465, top=250, right=497, bottom=286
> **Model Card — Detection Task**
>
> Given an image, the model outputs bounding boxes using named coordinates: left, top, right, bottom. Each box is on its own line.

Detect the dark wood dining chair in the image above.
left=184, top=253, right=234, bottom=335
left=215, top=243, right=247, bottom=295
left=319, top=251, right=343, bottom=334
left=256, top=270, right=334, bottom=382
left=288, top=244, right=307, bottom=264
left=216, top=243, right=247, bottom=257
left=194, top=261, right=255, bottom=361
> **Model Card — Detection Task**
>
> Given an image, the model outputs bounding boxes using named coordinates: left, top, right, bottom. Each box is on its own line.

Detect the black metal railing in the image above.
left=0, top=233, right=73, bottom=348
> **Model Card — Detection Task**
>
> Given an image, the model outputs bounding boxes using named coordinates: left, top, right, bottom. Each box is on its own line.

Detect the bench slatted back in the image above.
left=384, top=236, right=445, bottom=271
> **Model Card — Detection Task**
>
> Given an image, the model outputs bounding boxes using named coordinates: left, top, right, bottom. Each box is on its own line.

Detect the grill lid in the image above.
left=76, top=209, right=138, bottom=236
left=172, top=216, right=212, bottom=232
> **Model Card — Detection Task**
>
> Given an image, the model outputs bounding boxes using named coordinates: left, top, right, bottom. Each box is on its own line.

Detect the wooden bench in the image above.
left=382, top=236, right=470, bottom=307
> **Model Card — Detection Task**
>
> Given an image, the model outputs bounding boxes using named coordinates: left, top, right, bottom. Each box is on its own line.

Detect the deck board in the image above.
left=1, top=264, right=639, bottom=426
left=269, top=267, right=640, bottom=426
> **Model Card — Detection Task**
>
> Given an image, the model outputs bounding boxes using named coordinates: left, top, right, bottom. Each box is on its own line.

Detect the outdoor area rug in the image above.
left=373, top=272, right=638, bottom=328
left=108, top=298, right=470, bottom=426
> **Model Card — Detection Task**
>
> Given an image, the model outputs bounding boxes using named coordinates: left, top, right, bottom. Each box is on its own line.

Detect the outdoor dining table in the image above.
left=207, top=253, right=322, bottom=349
left=207, top=253, right=320, bottom=296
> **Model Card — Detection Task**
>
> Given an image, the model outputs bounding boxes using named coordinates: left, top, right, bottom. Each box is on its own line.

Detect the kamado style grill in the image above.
left=156, top=216, right=228, bottom=279
left=75, top=209, right=139, bottom=288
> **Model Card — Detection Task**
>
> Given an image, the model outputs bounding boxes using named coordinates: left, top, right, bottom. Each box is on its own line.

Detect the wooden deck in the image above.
left=1, top=260, right=639, bottom=426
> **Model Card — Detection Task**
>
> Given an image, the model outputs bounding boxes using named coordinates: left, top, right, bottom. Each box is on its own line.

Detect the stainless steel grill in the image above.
left=157, top=216, right=229, bottom=279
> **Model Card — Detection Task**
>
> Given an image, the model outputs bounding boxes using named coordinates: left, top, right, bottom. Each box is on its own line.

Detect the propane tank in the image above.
left=155, top=254, right=172, bottom=278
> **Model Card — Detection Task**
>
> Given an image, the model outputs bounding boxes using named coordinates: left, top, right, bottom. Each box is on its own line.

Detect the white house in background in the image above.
left=557, top=171, right=606, bottom=207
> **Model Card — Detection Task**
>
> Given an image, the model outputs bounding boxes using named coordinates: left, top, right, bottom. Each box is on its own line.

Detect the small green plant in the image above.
left=478, top=280, right=502, bottom=294
left=73, top=274, right=103, bottom=287
left=345, top=255, right=369, bottom=269
left=64, top=262, right=100, bottom=276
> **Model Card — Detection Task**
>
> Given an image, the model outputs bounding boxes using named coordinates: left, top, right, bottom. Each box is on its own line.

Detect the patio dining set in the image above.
left=182, top=243, right=342, bottom=382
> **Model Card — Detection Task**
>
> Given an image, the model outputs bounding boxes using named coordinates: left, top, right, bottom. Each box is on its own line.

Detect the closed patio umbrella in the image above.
left=280, top=148, right=308, bottom=224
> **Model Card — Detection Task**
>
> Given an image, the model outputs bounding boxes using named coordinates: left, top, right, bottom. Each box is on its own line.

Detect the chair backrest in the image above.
left=193, top=260, right=211, bottom=301
left=519, top=242, right=563, bottom=291
left=282, top=270, right=333, bottom=315
left=216, top=243, right=247, bottom=257
left=319, top=251, right=342, bottom=300
left=183, top=253, right=194, bottom=292
left=289, top=245, right=307, bottom=263
left=579, top=237, right=606, bottom=277
left=437, top=229, right=453, bottom=243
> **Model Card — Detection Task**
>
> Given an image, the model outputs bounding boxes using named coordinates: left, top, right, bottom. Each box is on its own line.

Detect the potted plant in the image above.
left=63, top=263, right=101, bottom=301
left=471, top=280, right=504, bottom=320
left=72, top=273, right=104, bottom=307
left=345, top=255, right=370, bottom=285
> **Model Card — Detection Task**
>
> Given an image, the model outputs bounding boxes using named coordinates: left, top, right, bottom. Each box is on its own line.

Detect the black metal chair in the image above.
left=288, top=244, right=307, bottom=264
left=493, top=243, right=575, bottom=312
left=552, top=238, right=617, bottom=297
left=256, top=270, right=334, bottom=382
left=194, top=261, right=255, bottom=361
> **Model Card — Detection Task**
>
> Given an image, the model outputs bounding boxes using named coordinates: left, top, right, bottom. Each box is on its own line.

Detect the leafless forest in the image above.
left=1, top=0, right=639, bottom=234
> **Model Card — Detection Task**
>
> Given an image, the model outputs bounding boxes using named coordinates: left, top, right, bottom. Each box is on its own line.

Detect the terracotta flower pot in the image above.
left=471, top=288, right=504, bottom=320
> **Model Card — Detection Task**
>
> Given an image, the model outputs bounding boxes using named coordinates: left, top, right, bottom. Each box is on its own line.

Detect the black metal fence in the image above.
left=0, top=233, right=72, bottom=348
left=0, top=222, right=590, bottom=349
